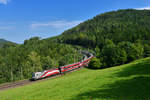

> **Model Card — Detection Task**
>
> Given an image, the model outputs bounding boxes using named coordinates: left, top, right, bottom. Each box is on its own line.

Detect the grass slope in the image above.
left=0, top=58, right=150, bottom=100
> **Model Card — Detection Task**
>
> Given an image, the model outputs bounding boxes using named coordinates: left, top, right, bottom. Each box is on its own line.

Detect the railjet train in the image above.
left=31, top=51, right=93, bottom=80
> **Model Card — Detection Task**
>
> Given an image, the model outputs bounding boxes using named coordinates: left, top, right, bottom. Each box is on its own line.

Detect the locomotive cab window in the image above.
left=32, top=73, right=35, bottom=77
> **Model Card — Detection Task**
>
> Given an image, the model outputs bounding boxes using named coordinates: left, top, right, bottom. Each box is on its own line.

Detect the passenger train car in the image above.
left=31, top=51, right=93, bottom=80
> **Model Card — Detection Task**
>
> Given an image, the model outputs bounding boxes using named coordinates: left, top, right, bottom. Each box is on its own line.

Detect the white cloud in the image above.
left=30, top=20, right=82, bottom=29
left=136, top=6, right=150, bottom=10
left=0, top=0, right=11, bottom=5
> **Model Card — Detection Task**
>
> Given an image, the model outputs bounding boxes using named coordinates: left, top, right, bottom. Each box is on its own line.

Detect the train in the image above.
left=31, top=51, right=93, bottom=80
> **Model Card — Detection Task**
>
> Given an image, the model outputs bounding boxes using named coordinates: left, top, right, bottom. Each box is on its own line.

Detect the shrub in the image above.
left=88, top=57, right=102, bottom=69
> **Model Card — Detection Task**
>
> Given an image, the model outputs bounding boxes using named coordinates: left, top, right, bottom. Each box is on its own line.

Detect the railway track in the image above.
left=0, top=80, right=32, bottom=91
left=0, top=66, right=84, bottom=91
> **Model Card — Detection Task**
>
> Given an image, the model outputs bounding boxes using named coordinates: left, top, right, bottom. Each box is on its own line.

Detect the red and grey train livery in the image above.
left=31, top=51, right=93, bottom=80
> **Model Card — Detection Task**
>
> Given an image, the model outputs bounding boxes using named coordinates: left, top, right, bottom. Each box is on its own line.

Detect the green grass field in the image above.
left=0, top=57, right=150, bottom=100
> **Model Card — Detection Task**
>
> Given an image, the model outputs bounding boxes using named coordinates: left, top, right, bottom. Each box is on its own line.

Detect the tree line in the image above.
left=0, top=37, right=82, bottom=84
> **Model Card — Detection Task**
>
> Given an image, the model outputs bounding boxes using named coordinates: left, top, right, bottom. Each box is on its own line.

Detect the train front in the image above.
left=31, top=72, right=43, bottom=80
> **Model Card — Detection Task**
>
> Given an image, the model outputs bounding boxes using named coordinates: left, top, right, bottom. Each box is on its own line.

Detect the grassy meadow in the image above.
left=0, top=57, right=150, bottom=100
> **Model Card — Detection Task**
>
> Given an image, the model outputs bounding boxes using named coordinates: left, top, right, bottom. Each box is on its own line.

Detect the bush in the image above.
left=88, top=57, right=102, bottom=69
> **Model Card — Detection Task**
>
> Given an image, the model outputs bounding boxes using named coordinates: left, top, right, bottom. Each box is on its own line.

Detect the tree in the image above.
left=101, top=43, right=127, bottom=67
left=41, top=56, right=53, bottom=69
left=88, top=57, right=102, bottom=69
left=144, top=44, right=150, bottom=57
left=118, top=41, right=141, bottom=62
left=95, top=46, right=101, bottom=57
left=135, top=43, right=144, bottom=58
left=28, top=51, right=42, bottom=72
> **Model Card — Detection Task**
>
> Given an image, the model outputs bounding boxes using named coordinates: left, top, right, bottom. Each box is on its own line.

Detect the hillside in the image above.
left=59, top=9, right=150, bottom=47
left=0, top=39, right=16, bottom=47
left=0, top=57, right=150, bottom=100
left=54, top=9, right=150, bottom=68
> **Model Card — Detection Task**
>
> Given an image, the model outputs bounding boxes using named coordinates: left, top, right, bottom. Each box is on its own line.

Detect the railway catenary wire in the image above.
left=0, top=51, right=93, bottom=91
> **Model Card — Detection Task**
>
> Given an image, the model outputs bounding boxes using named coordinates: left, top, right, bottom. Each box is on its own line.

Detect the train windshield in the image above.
left=32, top=73, right=35, bottom=77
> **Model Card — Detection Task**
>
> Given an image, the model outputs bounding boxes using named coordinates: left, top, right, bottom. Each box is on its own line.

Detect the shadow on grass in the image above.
left=115, top=59, right=150, bottom=77
left=71, top=59, right=150, bottom=100
left=71, top=76, right=150, bottom=100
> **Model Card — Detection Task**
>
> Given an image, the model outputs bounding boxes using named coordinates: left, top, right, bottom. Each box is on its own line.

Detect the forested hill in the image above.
left=56, top=9, right=150, bottom=68
left=0, top=39, right=16, bottom=47
left=59, top=9, right=150, bottom=48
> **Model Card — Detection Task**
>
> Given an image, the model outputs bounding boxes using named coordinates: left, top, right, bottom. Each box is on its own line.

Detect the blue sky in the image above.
left=0, top=0, right=150, bottom=43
